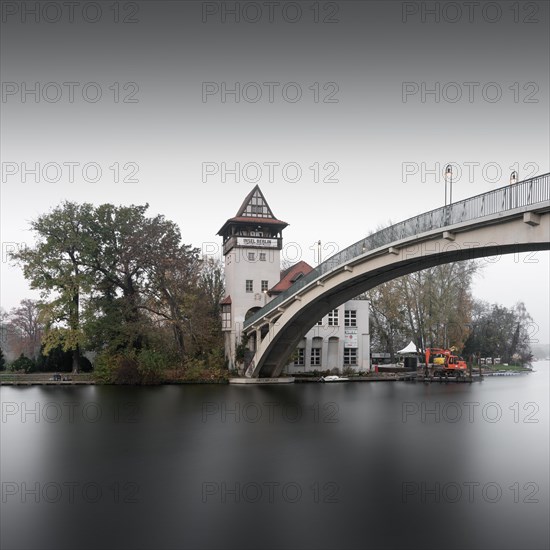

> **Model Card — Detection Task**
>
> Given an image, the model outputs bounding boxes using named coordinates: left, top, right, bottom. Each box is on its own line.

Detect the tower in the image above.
left=217, top=186, right=288, bottom=370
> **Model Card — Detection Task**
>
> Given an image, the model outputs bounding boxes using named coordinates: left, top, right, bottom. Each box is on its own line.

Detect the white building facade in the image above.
left=288, top=301, right=370, bottom=374
left=219, top=186, right=370, bottom=374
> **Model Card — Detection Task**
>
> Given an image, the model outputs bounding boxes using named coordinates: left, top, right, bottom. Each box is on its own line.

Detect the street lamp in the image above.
left=445, top=164, right=453, bottom=206
left=509, top=171, right=518, bottom=209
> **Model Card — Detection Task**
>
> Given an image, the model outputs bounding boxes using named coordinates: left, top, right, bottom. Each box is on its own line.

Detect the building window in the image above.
left=328, top=309, right=339, bottom=326
left=221, top=305, right=231, bottom=331
left=345, top=310, right=357, bottom=327
left=344, top=348, right=357, bottom=366
left=310, top=348, right=321, bottom=367
left=245, top=280, right=253, bottom=292
left=316, top=319, right=323, bottom=326
left=261, top=280, right=269, bottom=292
left=294, top=348, right=305, bottom=366
left=248, top=252, right=255, bottom=261
left=259, top=252, right=266, bottom=261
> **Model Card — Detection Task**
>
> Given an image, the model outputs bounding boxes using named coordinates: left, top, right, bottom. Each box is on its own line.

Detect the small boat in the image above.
left=321, top=375, right=350, bottom=382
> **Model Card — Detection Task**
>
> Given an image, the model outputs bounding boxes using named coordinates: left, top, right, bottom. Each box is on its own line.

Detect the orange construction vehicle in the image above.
left=424, top=347, right=468, bottom=377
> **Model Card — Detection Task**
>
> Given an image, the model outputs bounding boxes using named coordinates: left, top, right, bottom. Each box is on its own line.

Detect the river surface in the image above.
left=1, top=362, right=548, bottom=550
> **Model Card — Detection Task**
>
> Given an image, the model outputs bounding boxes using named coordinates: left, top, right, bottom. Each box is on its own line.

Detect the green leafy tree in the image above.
left=82, top=203, right=198, bottom=354
left=0, top=347, right=6, bottom=371
left=13, top=201, right=226, bottom=379
left=11, top=202, right=96, bottom=372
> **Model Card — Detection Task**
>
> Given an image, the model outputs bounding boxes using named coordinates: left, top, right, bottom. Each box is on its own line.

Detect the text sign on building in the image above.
left=236, top=237, right=278, bottom=248
left=344, top=328, right=358, bottom=348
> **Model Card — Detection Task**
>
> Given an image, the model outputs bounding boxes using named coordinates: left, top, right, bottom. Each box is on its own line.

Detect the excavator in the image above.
left=424, top=347, right=468, bottom=378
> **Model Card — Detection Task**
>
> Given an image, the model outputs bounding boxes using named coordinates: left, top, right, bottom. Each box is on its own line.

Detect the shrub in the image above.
left=93, top=353, right=116, bottom=383
left=93, top=351, right=140, bottom=384
left=113, top=354, right=141, bottom=385
left=94, top=348, right=170, bottom=384
left=137, top=349, right=167, bottom=385
left=11, top=353, right=36, bottom=373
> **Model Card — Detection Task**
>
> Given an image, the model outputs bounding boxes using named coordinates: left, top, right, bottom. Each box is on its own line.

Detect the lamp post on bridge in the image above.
left=445, top=164, right=453, bottom=206
left=509, top=170, right=518, bottom=209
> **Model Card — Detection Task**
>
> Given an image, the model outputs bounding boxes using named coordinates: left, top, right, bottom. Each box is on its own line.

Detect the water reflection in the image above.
left=1, top=363, right=548, bottom=549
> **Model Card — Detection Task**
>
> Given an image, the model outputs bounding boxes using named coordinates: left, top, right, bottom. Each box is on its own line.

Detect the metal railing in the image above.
left=244, top=173, right=550, bottom=329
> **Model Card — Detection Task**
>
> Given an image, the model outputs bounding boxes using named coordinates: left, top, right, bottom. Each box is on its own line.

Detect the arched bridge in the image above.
left=243, top=173, right=550, bottom=378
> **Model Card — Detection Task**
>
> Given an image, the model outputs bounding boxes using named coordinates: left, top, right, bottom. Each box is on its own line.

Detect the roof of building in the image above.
left=268, top=260, right=314, bottom=295
left=217, top=185, right=288, bottom=235
left=220, top=295, right=232, bottom=305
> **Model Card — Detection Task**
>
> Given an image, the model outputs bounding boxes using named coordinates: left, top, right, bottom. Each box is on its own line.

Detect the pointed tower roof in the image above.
left=217, top=185, right=288, bottom=235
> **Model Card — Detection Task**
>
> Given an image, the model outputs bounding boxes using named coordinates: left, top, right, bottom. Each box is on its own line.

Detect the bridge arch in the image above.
left=243, top=175, right=550, bottom=378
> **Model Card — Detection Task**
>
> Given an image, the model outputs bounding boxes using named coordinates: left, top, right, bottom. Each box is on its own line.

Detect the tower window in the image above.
left=246, top=280, right=253, bottom=292
left=261, top=280, right=269, bottom=292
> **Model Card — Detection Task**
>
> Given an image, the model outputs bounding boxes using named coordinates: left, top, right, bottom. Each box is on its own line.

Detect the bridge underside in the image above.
left=245, top=209, right=550, bottom=378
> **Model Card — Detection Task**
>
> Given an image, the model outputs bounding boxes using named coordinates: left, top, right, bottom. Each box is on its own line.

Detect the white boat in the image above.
left=321, top=375, right=350, bottom=382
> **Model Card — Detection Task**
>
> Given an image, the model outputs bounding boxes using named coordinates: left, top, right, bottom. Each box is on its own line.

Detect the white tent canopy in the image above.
left=397, top=341, right=419, bottom=354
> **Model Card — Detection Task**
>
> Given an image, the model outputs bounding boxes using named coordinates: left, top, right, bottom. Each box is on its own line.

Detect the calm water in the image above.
left=1, top=363, right=548, bottom=550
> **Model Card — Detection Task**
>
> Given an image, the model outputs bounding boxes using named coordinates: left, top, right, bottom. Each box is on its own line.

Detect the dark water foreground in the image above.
left=1, top=362, right=548, bottom=550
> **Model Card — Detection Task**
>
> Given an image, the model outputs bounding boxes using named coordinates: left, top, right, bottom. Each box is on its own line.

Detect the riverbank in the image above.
left=0, top=367, right=531, bottom=386
left=0, top=373, right=230, bottom=386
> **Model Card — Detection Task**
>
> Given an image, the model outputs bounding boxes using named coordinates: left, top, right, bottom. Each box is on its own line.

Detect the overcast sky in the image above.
left=1, top=0, right=549, bottom=343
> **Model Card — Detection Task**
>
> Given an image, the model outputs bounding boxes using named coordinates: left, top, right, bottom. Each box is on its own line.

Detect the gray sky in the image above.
left=1, top=1, right=549, bottom=343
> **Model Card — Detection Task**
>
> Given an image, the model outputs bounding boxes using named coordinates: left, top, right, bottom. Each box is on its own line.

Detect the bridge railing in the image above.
left=244, top=173, right=549, bottom=329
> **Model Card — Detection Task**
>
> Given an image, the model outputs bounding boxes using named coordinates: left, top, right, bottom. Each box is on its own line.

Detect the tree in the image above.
left=0, top=347, right=5, bottom=371
left=7, top=299, right=44, bottom=360
left=35, top=344, right=73, bottom=372
left=398, top=262, right=477, bottom=350
left=199, top=257, right=225, bottom=318
left=82, top=203, right=196, bottom=354
left=13, top=201, right=227, bottom=377
left=463, top=301, right=534, bottom=364
left=364, top=261, right=479, bottom=356
left=365, top=279, right=406, bottom=362
left=11, top=202, right=96, bottom=372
